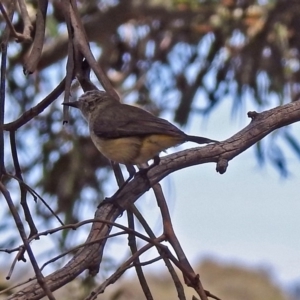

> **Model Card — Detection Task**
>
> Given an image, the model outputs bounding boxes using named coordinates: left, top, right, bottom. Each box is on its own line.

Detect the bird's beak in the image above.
left=62, top=101, right=79, bottom=108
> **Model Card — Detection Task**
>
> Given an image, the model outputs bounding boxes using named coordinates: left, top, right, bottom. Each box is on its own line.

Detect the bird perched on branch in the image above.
left=63, top=90, right=218, bottom=186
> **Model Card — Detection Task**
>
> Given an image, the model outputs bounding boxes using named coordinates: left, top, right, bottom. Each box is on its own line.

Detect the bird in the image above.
left=63, top=90, right=218, bottom=186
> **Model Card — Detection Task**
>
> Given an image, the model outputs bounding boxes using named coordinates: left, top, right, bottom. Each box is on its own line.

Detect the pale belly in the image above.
left=90, top=132, right=183, bottom=165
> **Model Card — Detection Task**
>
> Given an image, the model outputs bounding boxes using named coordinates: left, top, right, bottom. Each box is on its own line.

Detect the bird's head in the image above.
left=62, top=90, right=112, bottom=120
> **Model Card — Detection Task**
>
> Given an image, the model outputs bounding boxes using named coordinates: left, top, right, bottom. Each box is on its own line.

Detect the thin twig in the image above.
left=153, top=183, right=207, bottom=300
left=35, top=218, right=164, bottom=272
left=129, top=203, right=187, bottom=300
left=76, top=59, right=98, bottom=92
left=0, top=182, right=56, bottom=300
left=6, top=246, right=26, bottom=279
left=60, top=0, right=75, bottom=123
left=3, top=77, right=66, bottom=131
left=127, top=211, right=154, bottom=300
left=23, top=0, right=48, bottom=74
left=17, top=0, right=33, bottom=41
left=0, top=245, right=21, bottom=254
left=40, top=232, right=127, bottom=272
left=154, top=183, right=194, bottom=274
left=133, top=256, right=162, bottom=267
left=0, top=3, right=15, bottom=38
left=68, top=0, right=119, bottom=100
left=0, top=2, right=31, bottom=42
left=5, top=173, right=64, bottom=226
left=0, top=41, right=7, bottom=177
left=28, top=218, right=159, bottom=245
left=10, top=131, right=38, bottom=238
left=85, top=238, right=165, bottom=300
left=0, top=0, right=14, bottom=177
left=0, top=276, right=37, bottom=296
left=2, top=218, right=151, bottom=276
left=111, top=162, right=153, bottom=299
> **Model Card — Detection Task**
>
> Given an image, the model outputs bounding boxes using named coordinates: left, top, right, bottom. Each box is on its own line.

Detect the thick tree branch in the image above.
left=8, top=100, right=300, bottom=299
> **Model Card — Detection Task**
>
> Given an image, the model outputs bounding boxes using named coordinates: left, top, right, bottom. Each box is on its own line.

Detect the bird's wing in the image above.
left=92, top=104, right=183, bottom=139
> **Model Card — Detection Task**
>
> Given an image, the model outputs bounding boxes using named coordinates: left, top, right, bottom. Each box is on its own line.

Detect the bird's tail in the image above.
left=185, top=135, right=218, bottom=144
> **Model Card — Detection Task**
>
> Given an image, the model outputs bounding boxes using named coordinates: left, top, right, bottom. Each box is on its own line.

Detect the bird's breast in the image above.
left=90, top=132, right=183, bottom=165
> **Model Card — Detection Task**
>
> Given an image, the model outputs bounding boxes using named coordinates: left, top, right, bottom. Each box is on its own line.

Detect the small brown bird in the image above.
left=63, top=90, right=218, bottom=182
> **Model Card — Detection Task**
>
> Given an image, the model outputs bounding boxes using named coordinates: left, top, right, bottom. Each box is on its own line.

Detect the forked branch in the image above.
left=7, top=99, right=300, bottom=300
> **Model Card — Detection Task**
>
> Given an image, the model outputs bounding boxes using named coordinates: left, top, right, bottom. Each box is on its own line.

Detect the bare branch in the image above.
left=10, top=131, right=37, bottom=238
left=0, top=41, right=7, bottom=177
left=129, top=202, right=187, bottom=299
left=17, top=0, right=33, bottom=41
left=6, top=247, right=24, bottom=279
left=40, top=232, right=127, bottom=272
left=3, top=77, right=66, bottom=131
left=68, top=1, right=119, bottom=100
left=152, top=183, right=204, bottom=299
left=23, top=0, right=48, bottom=74
left=58, top=0, right=75, bottom=123
left=85, top=238, right=164, bottom=300
left=7, top=100, right=300, bottom=299
left=4, top=173, right=64, bottom=226
left=0, top=276, right=37, bottom=297
left=127, top=210, right=153, bottom=300
left=0, top=182, right=56, bottom=300
left=0, top=2, right=32, bottom=43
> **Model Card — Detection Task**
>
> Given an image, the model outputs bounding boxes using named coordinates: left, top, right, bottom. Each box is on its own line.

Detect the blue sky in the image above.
left=172, top=153, right=300, bottom=284
left=166, top=98, right=300, bottom=287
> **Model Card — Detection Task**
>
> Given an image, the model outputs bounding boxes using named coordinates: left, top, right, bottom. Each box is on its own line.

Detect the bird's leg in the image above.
left=100, top=165, right=136, bottom=207
left=126, top=164, right=137, bottom=180
left=138, top=155, right=160, bottom=177
left=99, top=156, right=161, bottom=208
left=117, top=164, right=136, bottom=193
left=113, top=164, right=136, bottom=195
left=151, top=155, right=161, bottom=169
